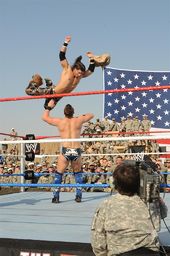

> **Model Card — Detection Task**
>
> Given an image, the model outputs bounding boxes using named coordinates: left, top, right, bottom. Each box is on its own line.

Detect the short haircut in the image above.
left=116, top=155, right=123, bottom=159
left=72, top=56, right=86, bottom=72
left=113, top=164, right=140, bottom=196
left=64, top=104, right=74, bottom=118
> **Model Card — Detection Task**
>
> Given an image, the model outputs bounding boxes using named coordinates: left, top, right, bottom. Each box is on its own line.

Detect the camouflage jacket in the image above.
left=91, top=193, right=159, bottom=256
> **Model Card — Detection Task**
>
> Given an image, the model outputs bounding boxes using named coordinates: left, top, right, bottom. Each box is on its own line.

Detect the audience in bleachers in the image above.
left=0, top=115, right=169, bottom=193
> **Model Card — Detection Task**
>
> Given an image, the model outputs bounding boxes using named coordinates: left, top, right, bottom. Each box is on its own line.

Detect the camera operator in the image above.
left=91, top=163, right=163, bottom=256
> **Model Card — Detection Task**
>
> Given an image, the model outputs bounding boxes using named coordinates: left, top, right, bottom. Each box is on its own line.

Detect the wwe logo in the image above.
left=133, top=153, right=144, bottom=161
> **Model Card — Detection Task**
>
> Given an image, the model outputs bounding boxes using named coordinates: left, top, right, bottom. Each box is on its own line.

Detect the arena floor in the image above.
left=0, top=191, right=170, bottom=255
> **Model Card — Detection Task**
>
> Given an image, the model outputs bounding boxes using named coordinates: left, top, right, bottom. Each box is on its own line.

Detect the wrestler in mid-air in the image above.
left=25, top=35, right=110, bottom=110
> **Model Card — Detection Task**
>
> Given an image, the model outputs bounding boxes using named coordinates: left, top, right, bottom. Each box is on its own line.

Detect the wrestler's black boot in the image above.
left=52, top=196, right=60, bottom=203
left=51, top=172, right=62, bottom=203
left=44, top=78, right=53, bottom=87
left=44, top=97, right=61, bottom=110
left=74, top=172, right=83, bottom=203
left=75, top=195, right=82, bottom=203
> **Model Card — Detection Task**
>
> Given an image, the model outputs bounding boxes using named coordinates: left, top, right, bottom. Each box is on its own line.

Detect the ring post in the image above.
left=20, top=142, right=25, bottom=192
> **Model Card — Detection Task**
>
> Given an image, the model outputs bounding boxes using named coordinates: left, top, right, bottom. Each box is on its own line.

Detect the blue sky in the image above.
left=0, top=0, right=170, bottom=137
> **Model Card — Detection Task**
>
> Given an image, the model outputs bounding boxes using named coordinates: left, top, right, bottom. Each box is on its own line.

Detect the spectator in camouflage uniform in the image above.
left=92, top=141, right=102, bottom=154
left=102, top=117, right=110, bottom=132
left=132, top=116, right=141, bottom=135
left=108, top=118, right=119, bottom=132
left=165, top=159, right=170, bottom=192
left=150, top=140, right=159, bottom=153
left=94, top=118, right=104, bottom=137
left=38, top=167, right=54, bottom=184
left=0, top=164, right=5, bottom=184
left=84, top=164, right=97, bottom=191
left=82, top=121, right=94, bottom=137
left=125, top=115, right=133, bottom=135
left=1, top=167, right=10, bottom=185
left=10, top=128, right=18, bottom=141
left=38, top=165, right=55, bottom=191
left=141, top=114, right=151, bottom=133
left=11, top=163, right=21, bottom=184
left=119, top=117, right=126, bottom=135
left=91, top=165, right=106, bottom=192
left=155, top=158, right=168, bottom=190
left=2, top=139, right=8, bottom=155
left=40, top=149, right=48, bottom=165
left=91, top=163, right=160, bottom=255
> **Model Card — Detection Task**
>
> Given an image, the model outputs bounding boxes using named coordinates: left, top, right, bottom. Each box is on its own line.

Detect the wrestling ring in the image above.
left=0, top=86, right=170, bottom=256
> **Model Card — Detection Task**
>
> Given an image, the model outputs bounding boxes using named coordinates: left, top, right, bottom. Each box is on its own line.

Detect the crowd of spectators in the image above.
left=0, top=120, right=170, bottom=193
left=82, top=115, right=151, bottom=136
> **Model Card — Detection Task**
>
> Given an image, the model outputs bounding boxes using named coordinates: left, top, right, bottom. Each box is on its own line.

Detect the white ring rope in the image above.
left=36, top=152, right=170, bottom=157
left=1, top=151, right=169, bottom=158
left=0, top=133, right=170, bottom=144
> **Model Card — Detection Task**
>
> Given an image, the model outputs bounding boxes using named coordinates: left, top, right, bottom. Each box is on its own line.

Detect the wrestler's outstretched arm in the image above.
left=42, top=100, right=61, bottom=126
left=79, top=113, right=94, bottom=123
left=59, top=35, right=71, bottom=70
left=83, top=51, right=95, bottom=77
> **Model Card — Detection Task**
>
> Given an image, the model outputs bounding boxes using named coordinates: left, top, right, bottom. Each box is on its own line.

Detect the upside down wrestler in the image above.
left=26, top=35, right=110, bottom=110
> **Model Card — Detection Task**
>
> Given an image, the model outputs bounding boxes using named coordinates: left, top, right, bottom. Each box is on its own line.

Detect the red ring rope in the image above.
left=1, top=130, right=170, bottom=140
left=0, top=85, right=170, bottom=102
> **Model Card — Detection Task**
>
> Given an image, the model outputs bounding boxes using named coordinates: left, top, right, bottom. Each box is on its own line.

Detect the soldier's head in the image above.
left=165, top=159, right=170, bottom=167
left=121, top=117, right=126, bottom=122
left=64, top=104, right=74, bottom=118
left=113, top=164, right=140, bottom=196
left=115, top=155, right=123, bottom=165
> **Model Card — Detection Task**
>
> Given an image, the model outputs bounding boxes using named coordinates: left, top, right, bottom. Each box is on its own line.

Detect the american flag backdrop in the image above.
left=103, top=67, right=170, bottom=129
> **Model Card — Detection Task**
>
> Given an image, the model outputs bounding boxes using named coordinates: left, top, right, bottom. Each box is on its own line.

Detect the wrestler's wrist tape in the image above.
left=59, top=42, right=69, bottom=61
left=63, top=42, right=68, bottom=47
left=90, top=58, right=95, bottom=64
left=44, top=105, right=52, bottom=111
left=88, top=58, right=95, bottom=72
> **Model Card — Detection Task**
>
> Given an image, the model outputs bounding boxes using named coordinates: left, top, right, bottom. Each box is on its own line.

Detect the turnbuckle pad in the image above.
left=24, top=170, right=35, bottom=180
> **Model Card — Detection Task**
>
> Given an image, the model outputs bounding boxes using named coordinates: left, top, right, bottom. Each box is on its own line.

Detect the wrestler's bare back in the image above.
left=56, top=117, right=84, bottom=148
